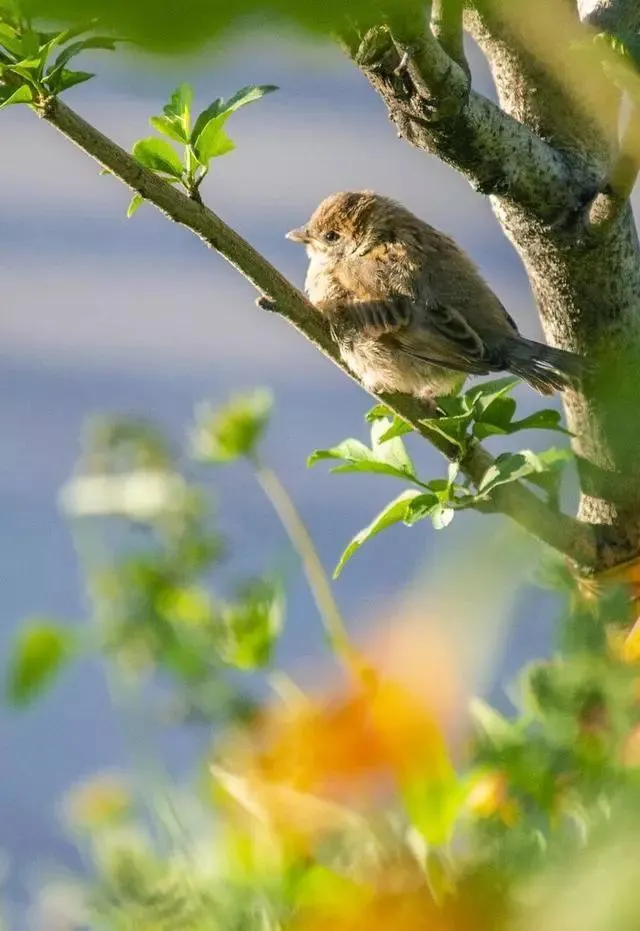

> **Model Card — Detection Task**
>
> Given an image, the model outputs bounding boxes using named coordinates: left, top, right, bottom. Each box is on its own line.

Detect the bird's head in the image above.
left=286, top=190, right=405, bottom=263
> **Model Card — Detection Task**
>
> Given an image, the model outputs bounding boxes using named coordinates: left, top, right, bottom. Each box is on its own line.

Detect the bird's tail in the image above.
left=504, top=337, right=586, bottom=395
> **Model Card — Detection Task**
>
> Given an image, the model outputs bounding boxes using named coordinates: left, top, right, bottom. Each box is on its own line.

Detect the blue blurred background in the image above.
left=0, top=31, right=611, bottom=923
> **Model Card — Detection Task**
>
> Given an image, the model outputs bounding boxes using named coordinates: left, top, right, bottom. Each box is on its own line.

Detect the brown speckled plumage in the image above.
left=286, top=190, right=585, bottom=402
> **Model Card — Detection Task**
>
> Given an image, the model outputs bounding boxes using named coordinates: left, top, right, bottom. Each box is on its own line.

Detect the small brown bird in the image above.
left=286, top=191, right=584, bottom=402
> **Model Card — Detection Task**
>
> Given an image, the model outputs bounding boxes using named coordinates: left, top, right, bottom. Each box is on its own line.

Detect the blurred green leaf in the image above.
left=191, top=390, right=272, bottom=463
left=6, top=621, right=76, bottom=706
left=132, top=136, right=183, bottom=178
left=220, top=578, right=284, bottom=669
left=470, top=698, right=522, bottom=749
left=401, top=767, right=466, bottom=847
left=28, top=0, right=424, bottom=51
left=333, top=490, right=422, bottom=577
left=0, top=21, right=23, bottom=54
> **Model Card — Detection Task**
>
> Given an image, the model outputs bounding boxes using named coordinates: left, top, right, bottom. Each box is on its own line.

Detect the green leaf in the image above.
left=220, top=578, right=284, bottom=669
left=365, top=403, right=394, bottom=423
left=403, top=492, right=439, bottom=525
left=132, top=136, right=183, bottom=178
left=370, top=418, right=415, bottom=476
left=20, top=28, right=40, bottom=58
left=401, top=768, right=466, bottom=847
left=42, top=20, right=99, bottom=53
left=190, top=97, right=222, bottom=144
left=377, top=416, right=413, bottom=442
left=46, top=68, right=94, bottom=93
left=0, top=83, right=33, bottom=108
left=307, top=438, right=372, bottom=468
left=508, top=408, right=572, bottom=435
left=334, top=490, right=422, bottom=577
left=309, top=420, right=418, bottom=484
left=447, top=461, right=460, bottom=486
left=465, top=376, right=519, bottom=413
left=419, top=413, right=472, bottom=449
left=6, top=621, right=76, bottom=706
left=163, top=81, right=192, bottom=130
left=193, top=111, right=234, bottom=162
left=220, top=83, right=278, bottom=115
left=126, top=193, right=144, bottom=217
left=191, top=390, right=272, bottom=463
left=470, top=698, right=522, bottom=749
left=0, top=22, right=23, bottom=55
left=478, top=450, right=546, bottom=495
left=48, top=35, right=117, bottom=74
left=150, top=114, right=188, bottom=143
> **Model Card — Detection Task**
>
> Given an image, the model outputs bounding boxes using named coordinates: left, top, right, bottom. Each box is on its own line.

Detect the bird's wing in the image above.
left=387, top=297, right=496, bottom=376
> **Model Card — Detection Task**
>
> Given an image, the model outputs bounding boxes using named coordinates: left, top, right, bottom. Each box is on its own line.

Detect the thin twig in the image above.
left=36, top=97, right=597, bottom=567
left=252, top=459, right=353, bottom=663
left=348, top=24, right=577, bottom=220
left=431, top=0, right=470, bottom=80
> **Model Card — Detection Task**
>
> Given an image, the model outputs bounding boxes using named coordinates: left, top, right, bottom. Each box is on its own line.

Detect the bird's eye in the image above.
left=323, top=230, right=340, bottom=243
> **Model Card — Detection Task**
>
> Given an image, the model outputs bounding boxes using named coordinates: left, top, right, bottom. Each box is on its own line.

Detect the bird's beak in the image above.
left=285, top=226, right=309, bottom=244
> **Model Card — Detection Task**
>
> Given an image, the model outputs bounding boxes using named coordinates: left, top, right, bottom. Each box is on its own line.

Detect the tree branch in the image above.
left=35, top=96, right=597, bottom=568
left=431, top=0, right=470, bottom=79
left=588, top=105, right=640, bottom=229
left=348, top=24, right=580, bottom=222
left=579, top=0, right=640, bottom=32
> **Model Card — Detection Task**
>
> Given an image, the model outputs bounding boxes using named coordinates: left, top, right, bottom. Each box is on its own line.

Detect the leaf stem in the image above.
left=251, top=458, right=353, bottom=664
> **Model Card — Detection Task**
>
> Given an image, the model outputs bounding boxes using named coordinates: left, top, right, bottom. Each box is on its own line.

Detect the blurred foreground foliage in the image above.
left=6, top=392, right=640, bottom=930
left=14, top=0, right=423, bottom=51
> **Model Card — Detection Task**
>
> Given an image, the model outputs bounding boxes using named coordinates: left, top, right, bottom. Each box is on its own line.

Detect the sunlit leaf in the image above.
left=132, top=136, right=183, bottom=178
left=126, top=193, right=144, bottom=217
left=477, top=450, right=546, bottom=494
left=334, top=490, right=423, bottom=577
left=150, top=113, right=188, bottom=143
left=509, top=408, right=572, bottom=435
left=0, top=83, right=33, bottom=107
left=193, top=112, right=236, bottom=162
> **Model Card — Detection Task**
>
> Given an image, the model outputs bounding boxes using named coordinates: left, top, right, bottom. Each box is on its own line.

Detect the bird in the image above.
left=285, top=190, right=585, bottom=403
